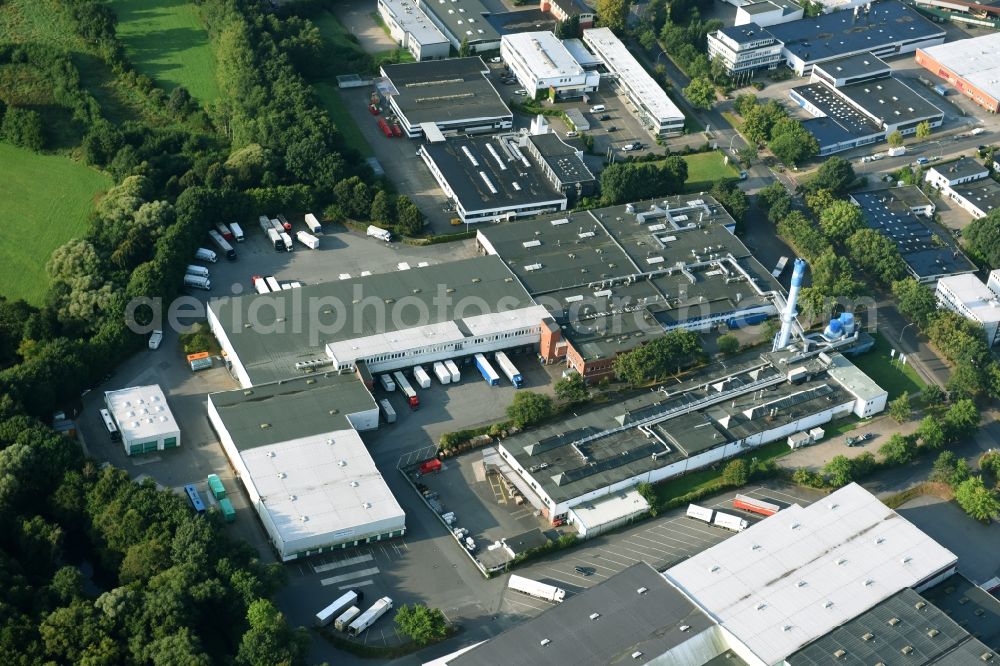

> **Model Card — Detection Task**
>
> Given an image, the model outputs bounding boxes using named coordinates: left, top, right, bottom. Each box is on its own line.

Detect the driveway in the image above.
left=333, top=0, right=398, bottom=54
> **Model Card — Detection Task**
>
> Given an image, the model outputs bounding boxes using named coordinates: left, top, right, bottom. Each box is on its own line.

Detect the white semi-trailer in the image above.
left=334, top=606, right=361, bottom=632
left=305, top=213, right=323, bottom=234
left=686, top=504, right=714, bottom=524
left=445, top=359, right=461, bottom=383
left=712, top=511, right=749, bottom=532
left=432, top=362, right=451, bottom=385
left=413, top=365, right=432, bottom=389
left=297, top=231, right=320, bottom=249
left=280, top=232, right=293, bottom=252
left=508, top=575, right=566, bottom=602
left=315, top=590, right=359, bottom=627
left=347, top=597, right=393, bottom=636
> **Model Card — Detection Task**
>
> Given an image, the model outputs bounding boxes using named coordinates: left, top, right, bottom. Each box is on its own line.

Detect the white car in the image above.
left=514, top=89, right=527, bottom=95
left=148, top=330, right=163, bottom=350
left=566, top=131, right=579, bottom=138
left=621, top=142, right=642, bottom=152
left=589, top=104, right=606, bottom=113
left=490, top=57, right=502, bottom=64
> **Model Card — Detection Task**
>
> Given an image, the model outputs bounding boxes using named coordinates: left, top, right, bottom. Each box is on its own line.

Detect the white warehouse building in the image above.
left=207, top=373, right=404, bottom=561
left=500, top=31, right=599, bottom=99
left=104, top=384, right=180, bottom=456
left=207, top=256, right=550, bottom=388
left=582, top=27, right=685, bottom=136
left=377, top=0, right=450, bottom=61
left=936, top=272, right=1000, bottom=346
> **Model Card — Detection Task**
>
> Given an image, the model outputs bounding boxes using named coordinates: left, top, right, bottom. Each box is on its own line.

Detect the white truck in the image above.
left=379, top=398, right=397, bottom=424
left=367, top=225, right=392, bottom=242
left=296, top=230, right=320, bottom=249
left=186, top=265, right=209, bottom=277
left=267, top=228, right=284, bottom=251
left=432, top=362, right=451, bottom=385
left=305, top=212, right=323, bottom=234
left=230, top=222, right=245, bottom=242
left=195, top=247, right=217, bottom=263
left=334, top=606, right=361, bottom=632
left=265, top=276, right=281, bottom=292
left=445, top=359, right=461, bottom=383
left=347, top=597, right=393, bottom=636
left=413, top=365, right=432, bottom=389
left=494, top=351, right=523, bottom=388
left=280, top=232, right=293, bottom=252
left=686, top=504, right=714, bottom=524
left=508, top=575, right=565, bottom=603
left=315, top=590, right=359, bottom=627
left=712, top=511, right=749, bottom=532
left=184, top=274, right=211, bottom=290
left=379, top=374, right=396, bottom=392
left=253, top=277, right=270, bottom=294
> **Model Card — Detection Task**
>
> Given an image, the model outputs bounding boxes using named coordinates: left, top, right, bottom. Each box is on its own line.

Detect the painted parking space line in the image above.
left=320, top=567, right=380, bottom=586
left=389, top=541, right=406, bottom=557
left=339, top=579, right=375, bottom=590
left=594, top=549, right=639, bottom=565
left=617, top=544, right=659, bottom=560
left=629, top=532, right=689, bottom=550
left=622, top=537, right=676, bottom=557
left=313, top=553, right=374, bottom=573
left=503, top=595, right=551, bottom=613
left=546, top=566, right=598, bottom=583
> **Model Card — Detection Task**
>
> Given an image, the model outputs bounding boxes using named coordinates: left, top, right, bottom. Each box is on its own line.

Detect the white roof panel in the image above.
left=920, top=33, right=1000, bottom=103
left=664, top=483, right=957, bottom=665
left=105, top=384, right=179, bottom=442
left=502, top=31, right=585, bottom=80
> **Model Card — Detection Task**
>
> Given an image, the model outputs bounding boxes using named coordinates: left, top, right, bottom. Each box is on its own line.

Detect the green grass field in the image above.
left=111, top=0, right=219, bottom=102
left=651, top=441, right=791, bottom=505
left=313, top=82, right=374, bottom=158
left=684, top=151, right=739, bottom=192
left=0, top=0, right=85, bottom=52
left=850, top=332, right=926, bottom=401
left=0, top=143, right=112, bottom=304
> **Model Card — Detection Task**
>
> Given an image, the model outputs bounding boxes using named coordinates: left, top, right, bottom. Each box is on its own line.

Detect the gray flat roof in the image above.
left=814, top=52, right=891, bottom=81
left=527, top=133, right=595, bottom=185
left=851, top=189, right=975, bottom=279
left=422, top=134, right=566, bottom=213
left=450, top=563, right=716, bottom=666
left=793, top=83, right=883, bottom=141
left=379, top=0, right=449, bottom=46
left=942, top=156, right=994, bottom=183
left=381, top=58, right=511, bottom=126
left=788, top=588, right=995, bottom=666
left=922, top=574, right=1000, bottom=651
left=768, top=0, right=944, bottom=64
left=208, top=256, right=534, bottom=385
left=719, top=22, right=776, bottom=46
left=420, top=0, right=500, bottom=44
left=837, top=77, right=943, bottom=126
left=952, top=174, right=1000, bottom=217
left=208, top=373, right=377, bottom=450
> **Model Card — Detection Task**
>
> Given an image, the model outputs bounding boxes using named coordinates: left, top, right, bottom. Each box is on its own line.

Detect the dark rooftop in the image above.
left=801, top=116, right=868, bottom=148
left=767, top=0, right=944, bottom=65
left=419, top=0, right=500, bottom=44
left=793, top=84, right=883, bottom=140
left=422, top=134, right=567, bottom=214
left=951, top=176, right=1000, bottom=217
left=486, top=8, right=556, bottom=34
left=380, top=58, right=511, bottom=126
left=450, top=563, right=716, bottom=666
left=936, top=156, right=993, bottom=183
left=851, top=189, right=976, bottom=280
left=787, top=587, right=996, bottom=666
left=718, top=22, right=777, bottom=45
left=922, top=574, right=1000, bottom=651
left=836, top=77, right=943, bottom=127
left=814, top=52, right=891, bottom=82
left=527, top=132, right=595, bottom=185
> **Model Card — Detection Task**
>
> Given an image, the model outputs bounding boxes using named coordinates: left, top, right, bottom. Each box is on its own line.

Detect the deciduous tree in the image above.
left=395, top=604, right=449, bottom=646
left=954, top=477, right=1000, bottom=523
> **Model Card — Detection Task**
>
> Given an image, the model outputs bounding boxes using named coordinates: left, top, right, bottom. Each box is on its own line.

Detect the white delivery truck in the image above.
left=280, top=232, right=293, bottom=252
left=230, top=222, right=245, bottom=242
left=184, top=274, right=211, bottom=290
left=686, top=504, right=714, bottom=524
left=712, top=511, right=749, bottom=532
left=185, top=265, right=209, bottom=277
left=508, top=575, right=566, bottom=602
left=305, top=212, right=323, bottom=234
left=265, top=276, right=281, bottom=292
left=296, top=231, right=320, bottom=249
left=432, top=362, right=451, bottom=385
left=207, top=230, right=236, bottom=260
left=195, top=247, right=217, bottom=263
left=315, top=590, right=359, bottom=627
left=379, top=374, right=396, bottom=392
left=253, top=277, right=270, bottom=294
left=334, top=606, right=361, bottom=632
left=367, top=225, right=392, bottom=242
left=379, top=399, right=397, bottom=423
left=413, top=365, right=432, bottom=389
left=347, top=597, right=393, bottom=636
left=445, top=359, right=461, bottom=383
left=267, top=228, right=284, bottom=251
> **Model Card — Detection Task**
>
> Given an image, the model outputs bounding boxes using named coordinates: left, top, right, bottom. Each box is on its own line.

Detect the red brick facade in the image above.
left=916, top=49, right=999, bottom=113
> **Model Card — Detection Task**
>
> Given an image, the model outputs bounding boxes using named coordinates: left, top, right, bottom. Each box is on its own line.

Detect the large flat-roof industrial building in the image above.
left=850, top=188, right=976, bottom=283
left=582, top=28, right=686, bottom=136
left=914, top=0, right=1000, bottom=30
left=207, top=374, right=405, bottom=561
left=379, top=58, right=512, bottom=138
left=935, top=272, right=1000, bottom=346
left=917, top=33, right=1000, bottom=113
left=207, top=256, right=550, bottom=388
left=416, top=0, right=501, bottom=53
left=790, top=53, right=944, bottom=155
left=500, top=31, right=599, bottom=99
left=418, top=132, right=572, bottom=223
left=925, top=157, right=1000, bottom=219
left=377, top=0, right=450, bottom=61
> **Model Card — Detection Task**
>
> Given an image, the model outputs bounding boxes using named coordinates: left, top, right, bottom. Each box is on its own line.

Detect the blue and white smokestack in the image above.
left=774, top=258, right=806, bottom=351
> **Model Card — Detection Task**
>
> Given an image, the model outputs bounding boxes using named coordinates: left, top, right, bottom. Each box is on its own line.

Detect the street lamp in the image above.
left=900, top=322, right=916, bottom=354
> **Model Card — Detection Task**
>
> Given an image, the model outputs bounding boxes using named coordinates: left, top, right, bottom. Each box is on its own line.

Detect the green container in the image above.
left=219, top=497, right=236, bottom=523
left=207, top=474, right=226, bottom=500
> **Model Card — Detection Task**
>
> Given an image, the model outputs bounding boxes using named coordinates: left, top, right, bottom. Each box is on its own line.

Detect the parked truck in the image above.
left=186, top=264, right=210, bottom=278
left=494, top=351, right=523, bottom=388
left=230, top=222, right=245, bottom=242
left=195, top=247, right=217, bottom=263
left=214, top=222, right=234, bottom=242
left=207, top=474, right=226, bottom=500
left=474, top=353, right=500, bottom=386
left=258, top=215, right=272, bottom=232
left=207, top=230, right=236, bottom=260
left=508, top=575, right=566, bottom=603
left=267, top=228, right=284, bottom=251
left=305, top=212, right=323, bottom=234
left=712, top=511, right=749, bottom=532
left=277, top=213, right=292, bottom=231
left=393, top=371, right=419, bottom=408
left=367, top=225, right=392, bottom=242
left=184, top=274, right=211, bottom=290
left=733, top=494, right=780, bottom=517
left=379, top=399, right=397, bottom=423
left=253, top=277, right=270, bottom=294
left=315, top=590, right=359, bottom=628
left=265, top=276, right=281, bottom=292
left=413, top=365, right=432, bottom=389
left=280, top=232, right=294, bottom=252
left=686, top=503, right=714, bottom=524
left=334, top=606, right=361, bottom=632
left=445, top=359, right=461, bottom=383
left=297, top=230, right=320, bottom=249
left=379, top=374, right=395, bottom=392
left=347, top=597, right=393, bottom=636
left=432, top=362, right=451, bottom=385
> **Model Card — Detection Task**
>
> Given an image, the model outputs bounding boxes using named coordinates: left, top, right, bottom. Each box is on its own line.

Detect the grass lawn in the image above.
left=684, top=151, right=739, bottom=192
left=0, top=0, right=85, bottom=52
left=850, top=332, right=927, bottom=401
left=652, top=441, right=791, bottom=506
left=313, top=82, right=374, bottom=158
left=111, top=0, right=219, bottom=102
left=0, top=143, right=112, bottom=304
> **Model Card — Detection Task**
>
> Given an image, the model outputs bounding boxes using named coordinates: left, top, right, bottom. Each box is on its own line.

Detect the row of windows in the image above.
left=363, top=327, right=538, bottom=365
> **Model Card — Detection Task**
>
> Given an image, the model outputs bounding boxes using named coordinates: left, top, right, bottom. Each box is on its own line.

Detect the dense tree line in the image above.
left=731, top=95, right=818, bottom=166
left=963, top=208, right=1000, bottom=267
left=600, top=156, right=687, bottom=205
left=613, top=330, right=703, bottom=385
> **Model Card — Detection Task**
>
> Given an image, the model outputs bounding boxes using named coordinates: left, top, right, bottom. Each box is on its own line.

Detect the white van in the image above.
left=185, top=265, right=210, bottom=277
left=195, top=248, right=217, bottom=263
left=230, top=222, right=245, bottom=242
left=589, top=104, right=606, bottom=113
left=183, top=274, right=211, bottom=290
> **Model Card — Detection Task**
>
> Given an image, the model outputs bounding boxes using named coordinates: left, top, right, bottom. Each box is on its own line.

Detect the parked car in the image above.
left=514, top=89, right=526, bottom=95
left=621, top=141, right=642, bottom=152
left=566, top=131, right=578, bottom=138
left=490, top=57, right=501, bottom=63
left=589, top=104, right=606, bottom=113
left=607, top=125, right=618, bottom=132
left=574, top=566, right=592, bottom=576
left=845, top=433, right=872, bottom=447
left=599, top=113, right=611, bottom=121
left=148, top=330, right=163, bottom=350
